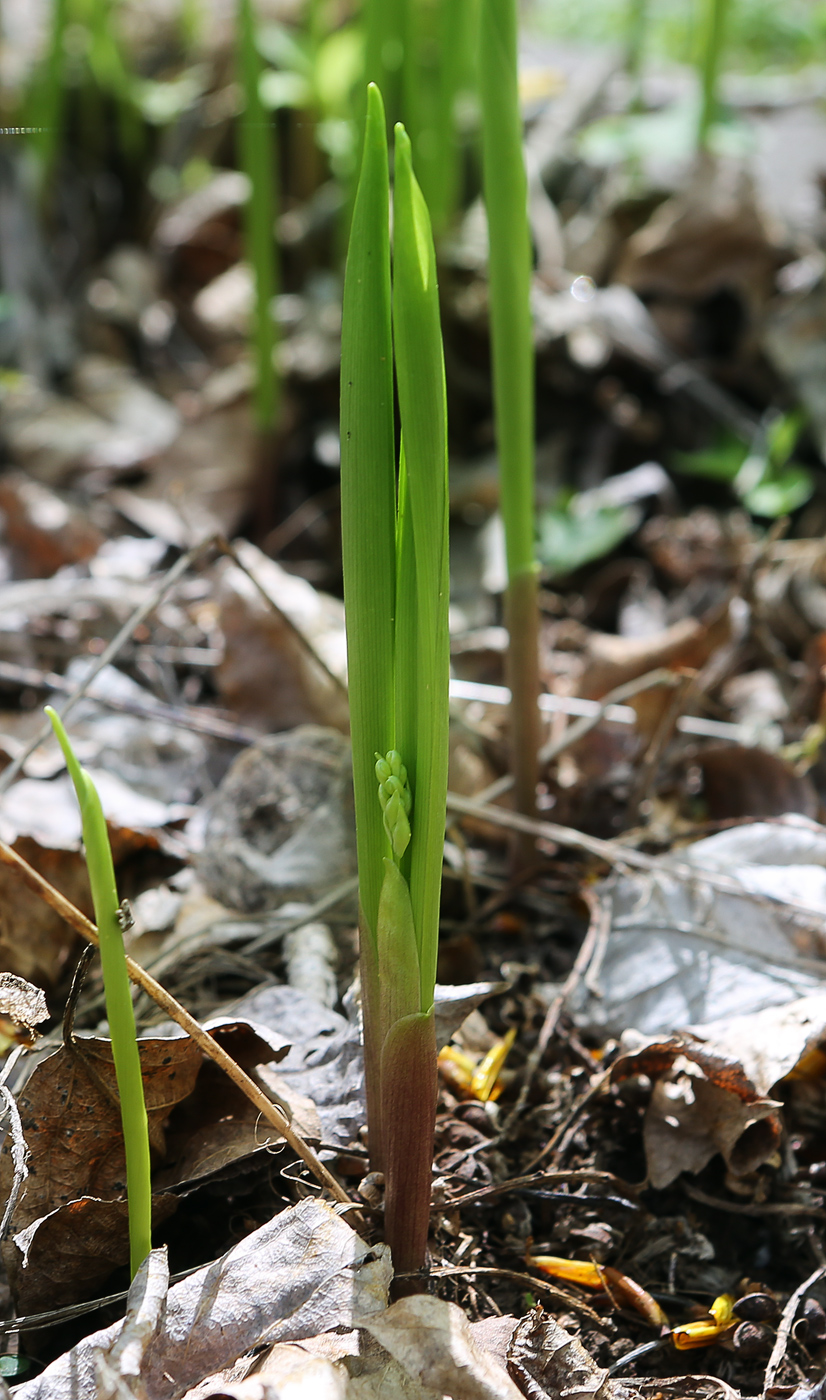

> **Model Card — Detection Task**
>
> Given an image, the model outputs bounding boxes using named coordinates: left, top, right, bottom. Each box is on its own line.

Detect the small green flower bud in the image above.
left=376, top=749, right=413, bottom=859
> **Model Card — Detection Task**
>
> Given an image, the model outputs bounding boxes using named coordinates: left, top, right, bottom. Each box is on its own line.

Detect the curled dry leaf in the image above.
left=11, top=1194, right=177, bottom=1317
left=506, top=1308, right=611, bottom=1400
left=612, top=1038, right=783, bottom=1190
left=0, top=973, right=49, bottom=1043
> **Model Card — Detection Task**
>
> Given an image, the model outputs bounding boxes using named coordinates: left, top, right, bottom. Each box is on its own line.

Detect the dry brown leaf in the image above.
left=612, top=1039, right=783, bottom=1190
left=505, top=1308, right=611, bottom=1400
left=11, top=1194, right=178, bottom=1316
left=12, top=1198, right=393, bottom=1400
left=0, top=474, right=104, bottom=578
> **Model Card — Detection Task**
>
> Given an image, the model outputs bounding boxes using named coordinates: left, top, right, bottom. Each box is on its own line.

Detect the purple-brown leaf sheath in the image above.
left=359, top=905, right=384, bottom=1175
left=381, top=1008, right=437, bottom=1287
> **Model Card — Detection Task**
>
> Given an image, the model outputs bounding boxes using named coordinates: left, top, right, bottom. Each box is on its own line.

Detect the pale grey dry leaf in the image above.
left=95, top=1247, right=169, bottom=1400
left=364, top=1295, right=523, bottom=1400
left=0, top=975, right=48, bottom=1037
left=12, top=1198, right=392, bottom=1400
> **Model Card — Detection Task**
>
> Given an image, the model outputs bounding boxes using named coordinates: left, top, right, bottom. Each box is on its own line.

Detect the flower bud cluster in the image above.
left=375, top=750, right=412, bottom=859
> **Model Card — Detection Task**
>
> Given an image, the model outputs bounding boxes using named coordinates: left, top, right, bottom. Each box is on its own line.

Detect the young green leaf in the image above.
left=46, top=707, right=152, bottom=1279
left=392, top=123, right=450, bottom=1008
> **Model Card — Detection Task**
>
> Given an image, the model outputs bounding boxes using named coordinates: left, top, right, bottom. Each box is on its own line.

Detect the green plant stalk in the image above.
left=340, top=86, right=448, bottom=1278
left=237, top=0, right=280, bottom=430
left=45, top=708, right=152, bottom=1279
left=479, top=0, right=540, bottom=842
left=697, top=0, right=731, bottom=150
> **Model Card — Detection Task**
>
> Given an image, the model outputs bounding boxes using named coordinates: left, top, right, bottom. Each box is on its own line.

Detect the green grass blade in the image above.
left=237, top=0, right=280, bottom=430
left=391, top=123, right=449, bottom=1009
left=340, top=83, right=397, bottom=946
left=45, top=708, right=152, bottom=1279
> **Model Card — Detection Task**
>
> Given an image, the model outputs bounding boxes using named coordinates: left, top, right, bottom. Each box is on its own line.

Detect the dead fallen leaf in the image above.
left=10, top=1194, right=178, bottom=1316
left=364, top=1295, right=524, bottom=1400
left=505, top=1308, right=611, bottom=1400
left=12, top=1197, right=392, bottom=1400
left=214, top=539, right=348, bottom=733
left=612, top=1038, right=783, bottom=1189
left=94, top=1246, right=169, bottom=1400
left=0, top=1031, right=202, bottom=1310
left=0, top=473, right=104, bottom=578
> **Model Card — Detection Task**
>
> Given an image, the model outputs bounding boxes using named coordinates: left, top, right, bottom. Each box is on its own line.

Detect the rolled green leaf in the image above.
left=392, top=122, right=450, bottom=1010
left=46, top=707, right=152, bottom=1279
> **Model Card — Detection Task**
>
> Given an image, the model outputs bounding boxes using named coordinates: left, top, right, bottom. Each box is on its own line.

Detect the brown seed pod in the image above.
left=733, top=1322, right=772, bottom=1358
left=735, top=1292, right=780, bottom=1324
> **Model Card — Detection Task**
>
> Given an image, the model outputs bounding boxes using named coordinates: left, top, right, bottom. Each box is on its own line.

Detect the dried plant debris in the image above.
left=0, top=974, right=48, bottom=1044
left=0, top=1015, right=301, bottom=1312
left=12, top=1199, right=393, bottom=1400
left=611, top=1038, right=783, bottom=1189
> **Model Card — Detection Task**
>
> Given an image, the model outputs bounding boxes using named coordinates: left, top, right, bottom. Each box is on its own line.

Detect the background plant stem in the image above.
left=697, top=0, right=731, bottom=150
left=479, top=0, right=540, bottom=841
left=237, top=0, right=279, bottom=431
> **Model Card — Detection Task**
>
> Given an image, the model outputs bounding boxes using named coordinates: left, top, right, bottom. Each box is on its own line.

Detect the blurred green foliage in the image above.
left=529, top=0, right=826, bottom=71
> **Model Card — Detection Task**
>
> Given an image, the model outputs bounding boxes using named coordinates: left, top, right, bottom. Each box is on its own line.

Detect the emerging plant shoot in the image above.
left=340, top=84, right=449, bottom=1280
left=46, top=708, right=152, bottom=1279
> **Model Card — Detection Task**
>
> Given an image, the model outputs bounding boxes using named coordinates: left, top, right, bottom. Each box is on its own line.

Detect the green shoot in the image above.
left=237, top=0, right=280, bottom=431
left=45, top=708, right=152, bottom=1279
left=479, top=0, right=540, bottom=845
left=340, top=84, right=449, bottom=1279
left=697, top=0, right=732, bottom=151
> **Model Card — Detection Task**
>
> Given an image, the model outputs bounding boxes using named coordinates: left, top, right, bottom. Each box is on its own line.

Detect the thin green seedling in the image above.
left=45, top=708, right=152, bottom=1279
left=237, top=0, right=280, bottom=431
left=697, top=0, right=732, bottom=150
left=340, top=83, right=449, bottom=1279
left=479, top=0, right=541, bottom=846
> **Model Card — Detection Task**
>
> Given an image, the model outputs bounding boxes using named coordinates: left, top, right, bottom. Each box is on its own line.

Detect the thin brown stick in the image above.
left=499, top=885, right=611, bottom=1135
left=435, top=1167, right=639, bottom=1213
left=684, top=1181, right=826, bottom=1223
left=0, top=838, right=355, bottom=1212
left=445, top=790, right=826, bottom=939
left=427, top=1264, right=604, bottom=1324
left=763, top=1263, right=826, bottom=1395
